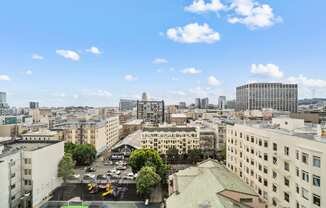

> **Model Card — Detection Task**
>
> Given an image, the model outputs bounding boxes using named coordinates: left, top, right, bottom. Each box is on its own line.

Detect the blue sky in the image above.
left=0, top=0, right=325, bottom=107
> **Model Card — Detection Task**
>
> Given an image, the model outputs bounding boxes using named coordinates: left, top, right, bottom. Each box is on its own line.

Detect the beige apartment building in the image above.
left=141, top=127, right=199, bottom=154
left=226, top=118, right=324, bottom=208
left=61, top=116, right=119, bottom=154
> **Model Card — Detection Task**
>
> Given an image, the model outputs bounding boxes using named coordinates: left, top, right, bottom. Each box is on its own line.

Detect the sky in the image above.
left=0, top=0, right=325, bottom=107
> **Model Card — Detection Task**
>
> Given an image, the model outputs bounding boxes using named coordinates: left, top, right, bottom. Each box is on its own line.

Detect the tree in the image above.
left=136, top=166, right=161, bottom=198
left=64, top=143, right=76, bottom=154
left=58, top=153, right=75, bottom=183
left=188, top=149, right=202, bottom=164
left=219, top=144, right=227, bottom=161
left=166, top=147, right=179, bottom=164
left=129, top=149, right=168, bottom=179
left=72, top=144, right=97, bottom=166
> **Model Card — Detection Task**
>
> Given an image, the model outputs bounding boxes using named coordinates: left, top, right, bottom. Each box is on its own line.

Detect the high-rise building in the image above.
left=178, top=102, right=186, bottom=109
left=142, top=92, right=148, bottom=101
left=29, top=101, right=39, bottom=109
left=136, top=100, right=164, bottom=123
left=218, top=96, right=226, bottom=109
left=195, top=98, right=201, bottom=109
left=0, top=92, right=7, bottom=104
left=119, top=99, right=137, bottom=112
left=201, top=97, right=209, bottom=109
left=226, top=118, right=324, bottom=207
left=0, top=92, right=9, bottom=115
left=236, top=83, right=298, bottom=112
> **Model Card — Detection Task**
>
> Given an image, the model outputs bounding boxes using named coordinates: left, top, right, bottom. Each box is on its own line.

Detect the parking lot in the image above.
left=69, top=156, right=136, bottom=184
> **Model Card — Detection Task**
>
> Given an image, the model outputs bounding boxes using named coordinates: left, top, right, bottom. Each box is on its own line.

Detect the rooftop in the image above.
left=167, top=159, right=265, bottom=208
left=0, top=139, right=61, bottom=159
left=112, top=130, right=142, bottom=150
left=22, top=130, right=58, bottom=137
left=124, top=119, right=143, bottom=125
left=143, top=127, right=196, bottom=132
left=234, top=119, right=326, bottom=143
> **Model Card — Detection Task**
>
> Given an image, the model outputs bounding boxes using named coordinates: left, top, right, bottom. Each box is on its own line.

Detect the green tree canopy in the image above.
left=166, top=147, right=179, bottom=163
left=58, top=153, right=75, bottom=183
left=129, top=149, right=169, bottom=179
left=188, top=149, right=202, bottom=164
left=64, top=143, right=77, bottom=154
left=136, top=166, right=161, bottom=198
left=72, top=144, right=97, bottom=166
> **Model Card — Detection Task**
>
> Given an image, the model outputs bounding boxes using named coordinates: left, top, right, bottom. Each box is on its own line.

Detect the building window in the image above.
left=296, top=150, right=299, bottom=160
left=264, top=153, right=268, bottom=161
left=284, top=161, right=290, bottom=171
left=284, top=146, right=289, bottom=156
left=273, top=143, right=277, bottom=151
left=264, top=140, right=268, bottom=148
left=313, top=175, right=321, bottom=187
left=313, top=156, right=321, bottom=168
left=272, top=184, right=277, bottom=192
left=284, top=177, right=290, bottom=187
left=301, top=188, right=309, bottom=200
left=263, top=166, right=268, bottom=174
left=272, top=171, right=277, bottom=179
left=296, top=167, right=299, bottom=177
left=313, top=194, right=321, bottom=207
left=284, top=192, right=290, bottom=202
left=302, top=153, right=309, bottom=164
left=302, top=171, right=309, bottom=182
left=24, top=169, right=31, bottom=175
left=296, top=183, right=299, bottom=194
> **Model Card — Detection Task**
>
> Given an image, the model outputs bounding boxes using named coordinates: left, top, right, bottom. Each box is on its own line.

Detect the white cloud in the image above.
left=32, top=53, right=44, bottom=60
left=251, top=64, right=283, bottom=79
left=181, top=67, right=202, bottom=75
left=153, top=58, right=168, bottom=64
left=86, top=46, right=102, bottom=55
left=56, top=49, right=80, bottom=61
left=0, top=74, right=10, bottom=81
left=25, top=70, right=33, bottom=75
left=166, top=23, right=220, bottom=44
left=171, top=77, right=179, bottom=81
left=208, top=75, right=221, bottom=86
left=185, top=0, right=224, bottom=13
left=228, top=0, right=282, bottom=29
left=124, top=74, right=138, bottom=81
left=287, top=75, right=326, bottom=88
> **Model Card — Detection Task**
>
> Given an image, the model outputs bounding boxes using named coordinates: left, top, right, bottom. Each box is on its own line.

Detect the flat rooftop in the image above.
left=235, top=121, right=326, bottom=143
left=143, top=127, right=196, bottom=132
left=0, top=139, right=61, bottom=159
left=23, top=130, right=58, bottom=136
left=124, top=119, right=143, bottom=125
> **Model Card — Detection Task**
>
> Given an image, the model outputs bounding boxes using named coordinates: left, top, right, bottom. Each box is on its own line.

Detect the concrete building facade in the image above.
left=226, top=118, right=324, bottom=208
left=0, top=139, right=64, bottom=208
left=136, top=100, right=165, bottom=124
left=141, top=127, right=199, bottom=155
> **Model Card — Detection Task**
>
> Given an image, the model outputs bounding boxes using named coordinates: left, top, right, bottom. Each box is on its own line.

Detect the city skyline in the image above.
left=0, top=0, right=326, bottom=107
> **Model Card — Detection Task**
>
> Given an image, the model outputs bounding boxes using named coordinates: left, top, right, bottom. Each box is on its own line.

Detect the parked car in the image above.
left=117, top=166, right=127, bottom=170
left=85, top=167, right=96, bottom=172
